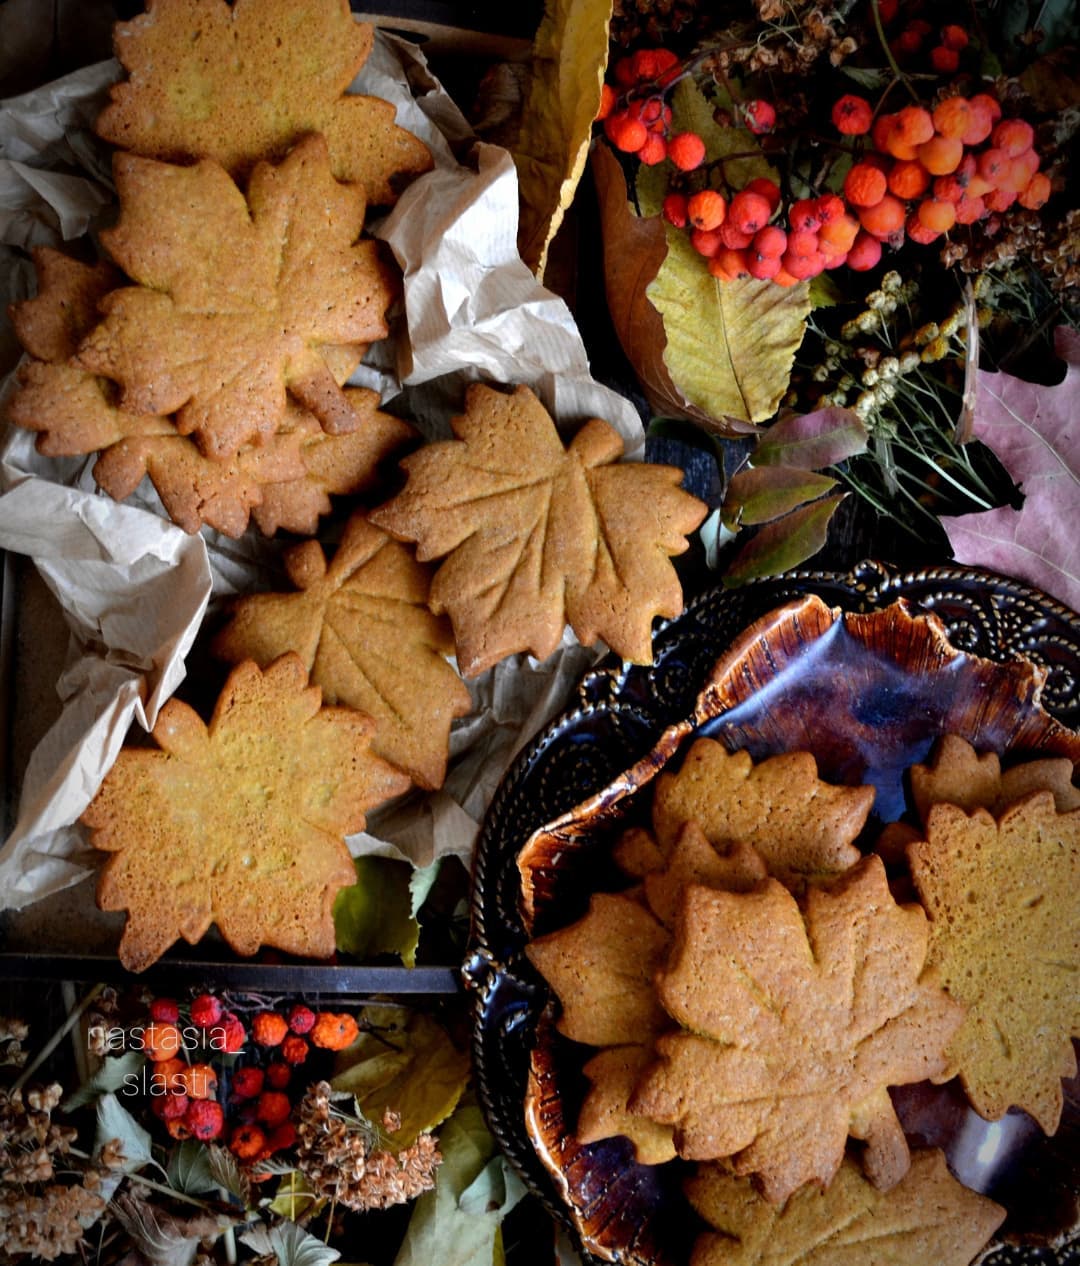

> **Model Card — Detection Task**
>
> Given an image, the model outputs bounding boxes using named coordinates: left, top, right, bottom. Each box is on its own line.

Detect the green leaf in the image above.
left=166, top=1139, right=218, bottom=1195
left=808, top=271, right=844, bottom=308
left=63, top=1050, right=146, bottom=1111
left=331, top=1005, right=469, bottom=1149
left=648, top=225, right=810, bottom=424
left=409, top=859, right=443, bottom=921
left=94, top=1092, right=153, bottom=1173
left=840, top=65, right=890, bottom=90
left=240, top=1221, right=340, bottom=1266
left=724, top=495, right=847, bottom=585
left=753, top=407, right=868, bottom=470
left=668, top=78, right=777, bottom=191
left=393, top=1106, right=525, bottom=1266
left=635, top=161, right=669, bottom=219
left=267, top=1172, right=328, bottom=1222
left=724, top=467, right=839, bottom=527
left=333, top=856, right=420, bottom=967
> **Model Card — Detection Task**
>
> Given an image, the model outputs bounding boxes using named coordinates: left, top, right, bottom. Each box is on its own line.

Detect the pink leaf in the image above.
left=941, top=327, right=1080, bottom=613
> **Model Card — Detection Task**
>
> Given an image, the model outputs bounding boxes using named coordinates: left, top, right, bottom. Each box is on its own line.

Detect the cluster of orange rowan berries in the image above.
left=657, top=86, right=1046, bottom=285
left=139, top=993, right=359, bottom=1163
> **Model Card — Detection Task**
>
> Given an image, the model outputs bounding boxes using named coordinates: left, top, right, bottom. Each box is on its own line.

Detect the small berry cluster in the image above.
left=598, top=52, right=779, bottom=168
left=657, top=86, right=1047, bottom=285
left=879, top=5, right=973, bottom=76
left=141, top=993, right=360, bottom=1165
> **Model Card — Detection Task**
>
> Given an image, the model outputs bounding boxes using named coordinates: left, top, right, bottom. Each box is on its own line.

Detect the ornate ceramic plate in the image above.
left=465, top=561, right=1080, bottom=1266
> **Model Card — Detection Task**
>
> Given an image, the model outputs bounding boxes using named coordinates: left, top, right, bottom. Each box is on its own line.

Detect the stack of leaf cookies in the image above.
left=4, top=0, right=431, bottom=537
left=526, top=735, right=1080, bottom=1264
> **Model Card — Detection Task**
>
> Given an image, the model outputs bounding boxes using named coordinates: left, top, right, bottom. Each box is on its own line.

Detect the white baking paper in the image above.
left=0, top=29, right=637, bottom=914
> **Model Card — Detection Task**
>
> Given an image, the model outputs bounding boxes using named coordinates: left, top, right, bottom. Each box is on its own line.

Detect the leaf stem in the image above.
left=13, top=984, right=105, bottom=1095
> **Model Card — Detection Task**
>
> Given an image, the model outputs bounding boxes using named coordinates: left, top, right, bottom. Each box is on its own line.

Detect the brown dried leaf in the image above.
left=82, top=655, right=410, bottom=971
left=213, top=514, right=471, bottom=789
left=95, top=0, right=432, bottom=203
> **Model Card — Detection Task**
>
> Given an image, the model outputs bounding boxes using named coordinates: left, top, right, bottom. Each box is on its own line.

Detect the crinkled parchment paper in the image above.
left=0, top=30, right=642, bottom=914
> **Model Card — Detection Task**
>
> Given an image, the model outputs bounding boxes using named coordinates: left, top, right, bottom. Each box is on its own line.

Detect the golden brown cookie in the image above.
left=907, top=791, right=1080, bottom=1133
left=213, top=513, right=471, bottom=789
left=369, top=383, right=707, bottom=676
left=911, top=734, right=1080, bottom=822
left=95, top=0, right=432, bottom=203
left=78, top=136, right=396, bottom=460
left=578, top=1046, right=677, bottom=1167
left=525, top=891, right=670, bottom=1049
left=630, top=857, right=964, bottom=1202
left=647, top=739, right=872, bottom=888
left=642, top=821, right=766, bottom=927
left=82, top=654, right=411, bottom=971
left=685, top=1150, right=1005, bottom=1266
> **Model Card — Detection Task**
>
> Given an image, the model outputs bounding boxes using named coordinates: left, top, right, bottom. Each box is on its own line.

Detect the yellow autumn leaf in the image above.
left=513, top=0, right=613, bottom=275
left=649, top=224, right=810, bottom=424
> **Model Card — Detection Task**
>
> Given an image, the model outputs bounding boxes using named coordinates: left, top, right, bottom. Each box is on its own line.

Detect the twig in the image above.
left=13, top=984, right=104, bottom=1094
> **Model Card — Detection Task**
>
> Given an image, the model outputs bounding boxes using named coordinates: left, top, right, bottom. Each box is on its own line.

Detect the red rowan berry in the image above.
left=1019, top=171, right=1051, bottom=209
left=311, top=1013, right=360, bottom=1052
left=232, top=1067, right=265, bottom=1100
left=281, top=1035, right=309, bottom=1065
left=940, top=24, right=969, bottom=50
left=596, top=84, right=617, bottom=122
left=662, top=193, right=689, bottom=227
left=612, top=57, right=637, bottom=88
left=906, top=213, right=940, bottom=244
left=933, top=173, right=966, bottom=202
left=895, top=106, right=935, bottom=147
left=229, top=1124, right=267, bottom=1162
left=847, top=231, right=883, bottom=270
left=256, top=1091, right=292, bottom=1129
left=872, top=112, right=897, bottom=153
left=743, top=99, right=777, bottom=134
left=144, top=1022, right=183, bottom=1062
left=977, top=147, right=1010, bottom=186
left=652, top=49, right=679, bottom=76
left=638, top=133, right=667, bottom=165
left=687, top=189, right=726, bottom=231
left=788, top=198, right=821, bottom=232
left=728, top=190, right=772, bottom=234
left=718, top=222, right=754, bottom=250
left=781, top=250, right=825, bottom=280
left=691, top=227, right=722, bottom=257
left=151, top=1059, right=186, bottom=1094
left=219, top=1012, right=246, bottom=1054
left=190, top=994, right=223, bottom=1028
left=786, top=228, right=820, bottom=258
left=772, top=269, right=800, bottom=288
left=668, top=132, right=706, bottom=172
left=888, top=160, right=930, bottom=199
left=745, top=177, right=781, bottom=212
left=166, top=1118, right=192, bottom=1141
left=970, top=93, right=1002, bottom=124
left=909, top=19, right=933, bottom=37
left=917, top=198, right=957, bottom=232
left=984, top=187, right=1017, bottom=212
left=266, top=1122, right=298, bottom=1153
left=818, top=213, right=860, bottom=252
left=153, top=1092, right=190, bottom=1122
left=265, top=1062, right=291, bottom=1090
left=961, top=101, right=995, bottom=146
left=632, top=49, right=662, bottom=81
left=252, top=1011, right=289, bottom=1047
left=814, top=194, right=846, bottom=226
left=917, top=135, right=963, bottom=175
left=832, top=95, right=874, bottom=135
left=930, top=45, right=960, bottom=73
left=858, top=194, right=906, bottom=238
left=844, top=163, right=887, bottom=207
left=747, top=252, right=781, bottom=280
left=149, top=998, right=180, bottom=1024
left=186, top=1100, right=224, bottom=1142
left=708, top=249, right=752, bottom=281
left=181, top=1063, right=218, bottom=1100
left=877, top=0, right=899, bottom=21
left=932, top=96, right=971, bottom=140
left=752, top=225, right=788, bottom=258
left=819, top=242, right=849, bottom=270
left=892, top=27, right=923, bottom=56
left=954, top=193, right=987, bottom=223
left=605, top=113, right=648, bottom=153
left=992, top=118, right=1034, bottom=157
left=627, top=98, right=662, bottom=125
